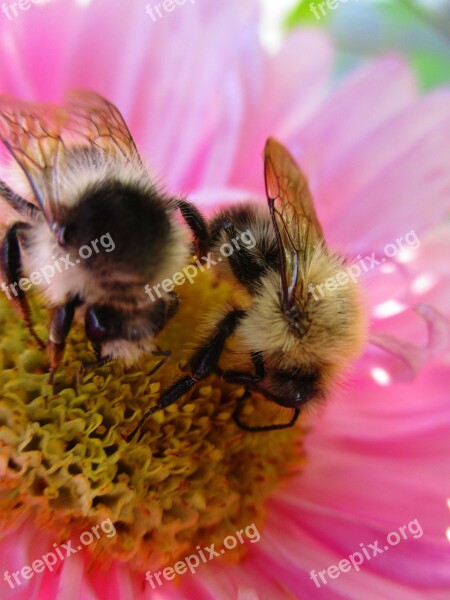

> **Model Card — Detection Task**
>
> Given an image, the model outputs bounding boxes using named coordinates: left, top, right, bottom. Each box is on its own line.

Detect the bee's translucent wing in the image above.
left=0, top=92, right=141, bottom=226
left=0, top=97, right=68, bottom=224
left=264, top=137, right=324, bottom=309
left=65, top=91, right=141, bottom=162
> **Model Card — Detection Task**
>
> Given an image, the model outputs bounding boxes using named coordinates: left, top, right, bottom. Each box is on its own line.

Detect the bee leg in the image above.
left=0, top=222, right=45, bottom=349
left=122, top=375, right=198, bottom=441
left=48, top=296, right=80, bottom=383
left=147, top=351, right=171, bottom=378
left=123, top=308, right=245, bottom=442
left=90, top=343, right=114, bottom=367
left=82, top=354, right=113, bottom=370
left=74, top=342, right=103, bottom=384
left=77, top=355, right=113, bottom=386
left=140, top=293, right=178, bottom=377
left=233, top=390, right=300, bottom=432
left=217, top=351, right=265, bottom=384
left=176, top=199, right=209, bottom=258
left=92, top=342, right=103, bottom=362
left=219, top=371, right=260, bottom=384
left=220, top=355, right=300, bottom=432
left=152, top=345, right=172, bottom=358
left=187, top=309, right=246, bottom=376
left=80, top=342, right=113, bottom=373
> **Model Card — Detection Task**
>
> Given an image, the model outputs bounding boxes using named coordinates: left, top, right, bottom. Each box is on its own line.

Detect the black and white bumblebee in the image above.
left=0, top=92, right=207, bottom=381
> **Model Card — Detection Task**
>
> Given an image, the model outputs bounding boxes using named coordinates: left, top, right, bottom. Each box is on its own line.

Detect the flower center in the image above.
left=0, top=272, right=306, bottom=569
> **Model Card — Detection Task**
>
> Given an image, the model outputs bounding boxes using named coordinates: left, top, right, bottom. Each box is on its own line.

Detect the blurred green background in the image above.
left=264, top=0, right=450, bottom=90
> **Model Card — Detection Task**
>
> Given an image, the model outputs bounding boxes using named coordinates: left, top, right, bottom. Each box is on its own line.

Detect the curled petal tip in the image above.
left=370, top=304, right=450, bottom=382
left=414, top=303, right=450, bottom=354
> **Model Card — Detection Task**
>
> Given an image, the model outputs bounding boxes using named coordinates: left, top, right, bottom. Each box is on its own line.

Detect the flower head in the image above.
left=0, top=1, right=449, bottom=599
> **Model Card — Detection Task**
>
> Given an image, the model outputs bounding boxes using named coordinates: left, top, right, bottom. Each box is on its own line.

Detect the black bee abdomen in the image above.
left=63, top=181, right=172, bottom=273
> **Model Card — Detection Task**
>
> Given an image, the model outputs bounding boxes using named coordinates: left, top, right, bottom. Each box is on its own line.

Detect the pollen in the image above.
left=0, top=272, right=306, bottom=571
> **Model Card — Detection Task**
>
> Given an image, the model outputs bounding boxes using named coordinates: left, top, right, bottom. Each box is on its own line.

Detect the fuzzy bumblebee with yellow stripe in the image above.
left=126, top=138, right=367, bottom=439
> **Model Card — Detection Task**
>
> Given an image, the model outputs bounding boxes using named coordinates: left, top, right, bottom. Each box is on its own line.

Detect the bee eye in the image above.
left=55, top=225, right=67, bottom=247
left=85, top=306, right=122, bottom=343
left=295, top=392, right=303, bottom=405
left=85, top=306, right=110, bottom=343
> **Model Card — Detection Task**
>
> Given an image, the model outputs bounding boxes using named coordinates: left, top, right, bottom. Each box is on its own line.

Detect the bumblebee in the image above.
left=125, top=138, right=367, bottom=439
left=0, top=92, right=208, bottom=381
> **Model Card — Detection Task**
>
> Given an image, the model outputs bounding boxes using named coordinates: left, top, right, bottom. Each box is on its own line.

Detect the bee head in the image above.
left=263, top=366, right=320, bottom=409
left=240, top=247, right=367, bottom=399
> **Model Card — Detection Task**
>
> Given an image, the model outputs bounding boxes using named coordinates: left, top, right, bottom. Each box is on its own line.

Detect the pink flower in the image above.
left=0, top=1, right=449, bottom=599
